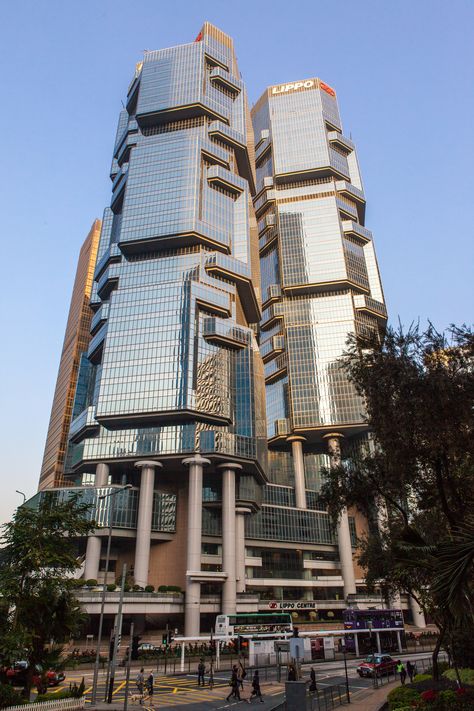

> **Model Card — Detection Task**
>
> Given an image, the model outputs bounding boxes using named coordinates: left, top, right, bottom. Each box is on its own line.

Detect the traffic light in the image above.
left=167, top=630, right=174, bottom=645
left=131, top=635, right=141, bottom=660
left=237, top=636, right=249, bottom=654
left=162, top=634, right=168, bottom=646
left=109, top=636, right=115, bottom=661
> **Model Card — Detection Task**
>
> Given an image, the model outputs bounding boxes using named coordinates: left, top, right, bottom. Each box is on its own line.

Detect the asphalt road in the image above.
left=51, top=651, right=441, bottom=710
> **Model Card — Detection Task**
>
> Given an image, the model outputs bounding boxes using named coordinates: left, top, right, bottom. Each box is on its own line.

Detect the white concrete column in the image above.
left=396, top=630, right=402, bottom=653
left=354, top=632, right=360, bottom=657
left=219, top=462, right=242, bottom=615
left=324, top=433, right=357, bottom=598
left=183, top=455, right=210, bottom=637
left=376, top=632, right=382, bottom=654
left=180, top=641, right=185, bottom=672
left=236, top=506, right=251, bottom=594
left=287, top=436, right=307, bottom=509
left=95, top=462, right=110, bottom=488
left=134, top=460, right=162, bottom=588
left=410, top=595, right=426, bottom=628
left=84, top=535, right=101, bottom=581
left=84, top=463, right=110, bottom=580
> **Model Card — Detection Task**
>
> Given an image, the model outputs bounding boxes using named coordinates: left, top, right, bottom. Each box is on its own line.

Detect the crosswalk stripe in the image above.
left=112, top=681, right=126, bottom=695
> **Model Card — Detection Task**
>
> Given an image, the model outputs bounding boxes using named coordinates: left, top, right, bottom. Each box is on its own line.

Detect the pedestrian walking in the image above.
left=226, top=665, right=241, bottom=701
left=288, top=664, right=297, bottom=681
left=238, top=661, right=247, bottom=690
left=197, top=658, right=205, bottom=686
left=248, top=670, right=264, bottom=703
left=309, top=666, right=317, bottom=693
left=135, top=668, right=145, bottom=704
left=396, top=660, right=407, bottom=685
left=406, top=660, right=416, bottom=683
left=146, top=671, right=154, bottom=699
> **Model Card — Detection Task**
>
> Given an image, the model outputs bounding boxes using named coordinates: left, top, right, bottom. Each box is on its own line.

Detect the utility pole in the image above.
left=123, top=622, right=134, bottom=711
left=107, top=563, right=127, bottom=703
left=91, top=485, right=131, bottom=706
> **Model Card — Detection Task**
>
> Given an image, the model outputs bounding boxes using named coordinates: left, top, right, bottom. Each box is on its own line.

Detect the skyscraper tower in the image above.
left=62, top=23, right=266, bottom=635
left=39, top=219, right=101, bottom=490
left=251, top=78, right=387, bottom=598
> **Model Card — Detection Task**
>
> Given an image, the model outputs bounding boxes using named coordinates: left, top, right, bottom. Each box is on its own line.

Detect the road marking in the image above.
left=113, top=681, right=126, bottom=695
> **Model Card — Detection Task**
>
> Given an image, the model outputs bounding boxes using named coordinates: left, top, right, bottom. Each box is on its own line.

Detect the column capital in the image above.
left=217, top=462, right=243, bottom=472
left=236, top=506, right=252, bottom=515
left=135, top=460, right=163, bottom=470
left=182, top=455, right=211, bottom=467
left=322, top=432, right=345, bottom=441
left=287, top=435, right=306, bottom=444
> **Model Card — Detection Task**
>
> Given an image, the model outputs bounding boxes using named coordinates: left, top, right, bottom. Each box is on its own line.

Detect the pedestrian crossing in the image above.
left=56, top=672, right=283, bottom=708
left=69, top=674, right=231, bottom=707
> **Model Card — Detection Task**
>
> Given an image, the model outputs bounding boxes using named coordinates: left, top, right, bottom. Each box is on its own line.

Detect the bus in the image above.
left=215, top=613, right=293, bottom=637
left=343, top=609, right=405, bottom=654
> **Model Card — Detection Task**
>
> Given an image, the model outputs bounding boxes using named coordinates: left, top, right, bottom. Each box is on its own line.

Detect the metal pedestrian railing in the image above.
left=308, top=684, right=350, bottom=710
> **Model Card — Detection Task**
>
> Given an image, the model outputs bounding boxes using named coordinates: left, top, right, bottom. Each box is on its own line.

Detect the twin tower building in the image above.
left=37, top=23, right=390, bottom=636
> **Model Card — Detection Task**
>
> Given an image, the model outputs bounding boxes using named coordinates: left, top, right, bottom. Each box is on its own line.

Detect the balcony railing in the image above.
left=29, top=486, right=177, bottom=533
left=202, top=317, right=251, bottom=349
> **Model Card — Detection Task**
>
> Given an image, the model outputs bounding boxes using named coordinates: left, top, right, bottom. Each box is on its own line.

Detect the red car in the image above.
left=357, top=654, right=396, bottom=678
left=6, top=662, right=65, bottom=687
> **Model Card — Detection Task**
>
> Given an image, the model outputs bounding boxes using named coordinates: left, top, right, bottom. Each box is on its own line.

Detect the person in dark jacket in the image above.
left=226, top=666, right=241, bottom=701
left=406, top=660, right=416, bottom=683
left=197, top=658, right=205, bottom=686
left=309, top=667, right=317, bottom=692
left=249, top=670, right=264, bottom=703
left=288, top=664, right=297, bottom=681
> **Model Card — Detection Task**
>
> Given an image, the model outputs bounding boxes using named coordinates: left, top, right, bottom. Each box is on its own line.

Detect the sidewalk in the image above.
left=347, top=679, right=400, bottom=711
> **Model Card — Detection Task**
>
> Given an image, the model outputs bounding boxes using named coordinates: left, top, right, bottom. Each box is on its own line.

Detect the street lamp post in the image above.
left=15, top=490, right=26, bottom=504
left=90, top=484, right=132, bottom=707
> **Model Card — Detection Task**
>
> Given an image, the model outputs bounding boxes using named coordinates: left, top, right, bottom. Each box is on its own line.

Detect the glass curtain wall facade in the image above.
left=39, top=220, right=101, bottom=490
left=36, top=23, right=267, bottom=636
left=249, top=78, right=387, bottom=607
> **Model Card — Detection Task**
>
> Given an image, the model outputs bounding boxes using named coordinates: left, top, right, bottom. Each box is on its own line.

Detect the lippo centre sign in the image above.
left=271, top=78, right=336, bottom=97
left=268, top=601, right=317, bottom=611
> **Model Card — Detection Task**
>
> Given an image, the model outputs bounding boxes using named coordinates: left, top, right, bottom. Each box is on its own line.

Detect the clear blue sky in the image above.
left=1, top=0, right=473, bottom=525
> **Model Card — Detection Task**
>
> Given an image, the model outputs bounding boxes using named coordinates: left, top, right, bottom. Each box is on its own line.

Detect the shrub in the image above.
left=387, top=685, right=421, bottom=710
left=426, top=661, right=451, bottom=676
left=0, top=683, right=27, bottom=708
left=145, top=585, right=155, bottom=593
left=85, top=578, right=98, bottom=587
left=107, top=583, right=117, bottom=592
left=158, top=585, right=168, bottom=592
left=123, top=584, right=131, bottom=592
left=69, top=678, right=85, bottom=698
left=132, top=584, right=143, bottom=591
left=443, top=668, right=474, bottom=685
left=414, top=673, right=433, bottom=683
left=439, top=689, right=457, bottom=703
left=37, top=690, right=75, bottom=701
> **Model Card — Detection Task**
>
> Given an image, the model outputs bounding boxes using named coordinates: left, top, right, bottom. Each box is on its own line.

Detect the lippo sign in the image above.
left=271, top=78, right=336, bottom=97
left=268, top=601, right=317, bottom=610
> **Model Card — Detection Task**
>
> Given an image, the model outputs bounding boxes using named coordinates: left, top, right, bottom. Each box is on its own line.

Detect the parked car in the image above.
left=137, top=643, right=158, bottom=653
left=6, top=662, right=65, bottom=687
left=357, top=654, right=396, bottom=678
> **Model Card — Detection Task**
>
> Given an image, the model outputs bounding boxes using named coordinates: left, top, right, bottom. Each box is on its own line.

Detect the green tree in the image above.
left=0, top=495, right=94, bottom=695
left=319, top=323, right=474, bottom=678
